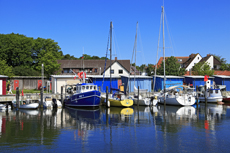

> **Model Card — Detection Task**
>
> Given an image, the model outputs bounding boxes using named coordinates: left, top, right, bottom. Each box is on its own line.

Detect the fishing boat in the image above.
left=64, top=83, right=101, bottom=107
left=12, top=99, right=39, bottom=109
left=101, top=22, right=133, bottom=107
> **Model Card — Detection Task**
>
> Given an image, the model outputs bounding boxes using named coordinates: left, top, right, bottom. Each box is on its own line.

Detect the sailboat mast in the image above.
left=134, top=22, right=138, bottom=88
left=110, top=21, right=112, bottom=94
left=162, top=6, right=166, bottom=103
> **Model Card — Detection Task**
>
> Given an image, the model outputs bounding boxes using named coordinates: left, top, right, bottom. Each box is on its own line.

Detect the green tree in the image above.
left=0, top=60, right=14, bottom=77
left=192, top=61, right=214, bottom=76
left=13, top=66, right=40, bottom=76
left=62, top=54, right=77, bottom=60
left=146, top=64, right=155, bottom=76
left=157, top=56, right=186, bottom=76
left=0, top=33, right=34, bottom=68
left=36, top=50, right=62, bottom=78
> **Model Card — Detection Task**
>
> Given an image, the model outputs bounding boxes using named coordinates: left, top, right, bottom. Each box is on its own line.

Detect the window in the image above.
left=90, top=86, right=93, bottom=90
left=82, top=86, right=85, bottom=90
left=94, top=69, right=97, bottom=73
left=118, top=70, right=123, bottom=74
left=86, top=86, right=89, bottom=90
left=198, top=57, right=199, bottom=60
left=94, top=86, right=96, bottom=90
left=178, top=59, right=182, bottom=62
left=63, top=68, right=70, bottom=73
left=111, top=69, right=114, bottom=74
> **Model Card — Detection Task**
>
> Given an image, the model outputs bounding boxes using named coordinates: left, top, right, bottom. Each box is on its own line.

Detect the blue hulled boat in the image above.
left=64, top=83, right=101, bottom=107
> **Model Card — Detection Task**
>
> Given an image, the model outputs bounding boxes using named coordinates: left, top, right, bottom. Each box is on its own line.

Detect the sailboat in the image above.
left=129, top=22, right=157, bottom=106
left=101, top=21, right=133, bottom=107
left=157, top=6, right=196, bottom=106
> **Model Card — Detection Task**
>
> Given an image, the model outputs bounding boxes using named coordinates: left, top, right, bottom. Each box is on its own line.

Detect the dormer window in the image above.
left=178, top=59, right=182, bottom=62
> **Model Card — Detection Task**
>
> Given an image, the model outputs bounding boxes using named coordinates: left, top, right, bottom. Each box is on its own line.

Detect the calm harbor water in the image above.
left=0, top=104, right=230, bottom=153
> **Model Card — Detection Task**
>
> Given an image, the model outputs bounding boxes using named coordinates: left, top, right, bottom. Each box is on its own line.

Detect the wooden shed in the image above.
left=10, top=76, right=50, bottom=90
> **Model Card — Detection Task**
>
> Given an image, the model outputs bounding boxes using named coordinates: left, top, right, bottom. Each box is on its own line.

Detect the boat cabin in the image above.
left=76, top=84, right=98, bottom=93
left=66, top=83, right=98, bottom=94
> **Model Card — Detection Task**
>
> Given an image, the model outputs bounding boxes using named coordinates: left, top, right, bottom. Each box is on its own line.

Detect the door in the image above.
left=38, top=80, right=42, bottom=90
left=14, top=80, right=19, bottom=90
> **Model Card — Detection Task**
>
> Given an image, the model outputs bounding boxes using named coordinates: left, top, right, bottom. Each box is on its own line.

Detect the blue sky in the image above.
left=0, top=0, right=229, bottom=66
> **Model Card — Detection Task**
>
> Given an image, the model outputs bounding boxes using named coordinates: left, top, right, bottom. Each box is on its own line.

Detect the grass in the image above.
left=11, top=89, right=52, bottom=94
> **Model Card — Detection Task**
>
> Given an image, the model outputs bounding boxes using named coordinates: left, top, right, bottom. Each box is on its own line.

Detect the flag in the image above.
left=81, top=56, right=84, bottom=59
left=204, top=75, right=209, bottom=82
left=21, top=89, right=24, bottom=96
left=74, top=75, right=76, bottom=80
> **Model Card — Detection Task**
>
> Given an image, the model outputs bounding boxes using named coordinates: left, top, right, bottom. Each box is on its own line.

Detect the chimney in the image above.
left=115, top=57, right=117, bottom=61
left=207, top=54, right=211, bottom=56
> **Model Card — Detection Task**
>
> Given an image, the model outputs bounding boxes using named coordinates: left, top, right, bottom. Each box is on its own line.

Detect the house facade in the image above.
left=157, top=53, right=221, bottom=72
left=57, top=57, right=130, bottom=77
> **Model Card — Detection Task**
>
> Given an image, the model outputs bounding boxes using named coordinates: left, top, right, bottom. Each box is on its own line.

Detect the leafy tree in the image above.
left=13, top=66, right=40, bottom=76
left=192, top=61, right=214, bottom=76
left=157, top=56, right=186, bottom=76
left=220, top=63, right=230, bottom=71
left=62, top=54, right=77, bottom=60
left=0, top=60, right=14, bottom=77
left=0, top=33, right=34, bottom=68
left=36, top=50, right=62, bottom=78
left=91, top=56, right=100, bottom=59
left=146, top=64, right=155, bottom=76
left=213, top=54, right=226, bottom=64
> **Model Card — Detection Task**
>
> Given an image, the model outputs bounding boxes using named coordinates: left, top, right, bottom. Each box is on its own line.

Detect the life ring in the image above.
left=78, top=72, right=86, bottom=79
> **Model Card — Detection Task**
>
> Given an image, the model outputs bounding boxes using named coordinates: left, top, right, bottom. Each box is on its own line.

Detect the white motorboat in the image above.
left=0, top=104, right=11, bottom=110
left=12, top=99, right=39, bottom=109
left=198, top=88, right=223, bottom=103
left=197, top=81, right=223, bottom=103
left=40, top=97, right=53, bottom=109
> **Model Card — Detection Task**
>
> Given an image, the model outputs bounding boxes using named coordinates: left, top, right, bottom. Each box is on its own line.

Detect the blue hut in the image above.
left=184, top=76, right=214, bottom=90
left=120, top=75, right=152, bottom=94
left=213, top=75, right=230, bottom=91
left=153, top=75, right=184, bottom=92
left=88, top=75, right=119, bottom=93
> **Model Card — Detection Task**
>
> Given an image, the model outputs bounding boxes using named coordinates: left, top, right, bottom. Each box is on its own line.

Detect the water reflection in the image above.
left=157, top=105, right=197, bottom=120
left=0, top=104, right=230, bottom=152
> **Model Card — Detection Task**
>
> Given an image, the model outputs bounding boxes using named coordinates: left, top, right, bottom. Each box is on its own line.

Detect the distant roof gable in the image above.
left=184, top=53, right=201, bottom=69
left=157, top=56, right=189, bottom=67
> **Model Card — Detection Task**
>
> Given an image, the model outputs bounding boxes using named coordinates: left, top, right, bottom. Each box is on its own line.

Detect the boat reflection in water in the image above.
left=157, top=105, right=197, bottom=121
left=199, top=103, right=226, bottom=120
left=65, top=107, right=101, bottom=140
left=19, top=109, right=39, bottom=116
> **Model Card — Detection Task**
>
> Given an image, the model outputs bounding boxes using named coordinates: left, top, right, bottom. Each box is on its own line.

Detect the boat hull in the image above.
left=199, top=97, right=223, bottom=103
left=13, top=103, right=39, bottom=109
left=65, top=90, right=101, bottom=107
left=159, top=95, right=196, bottom=106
